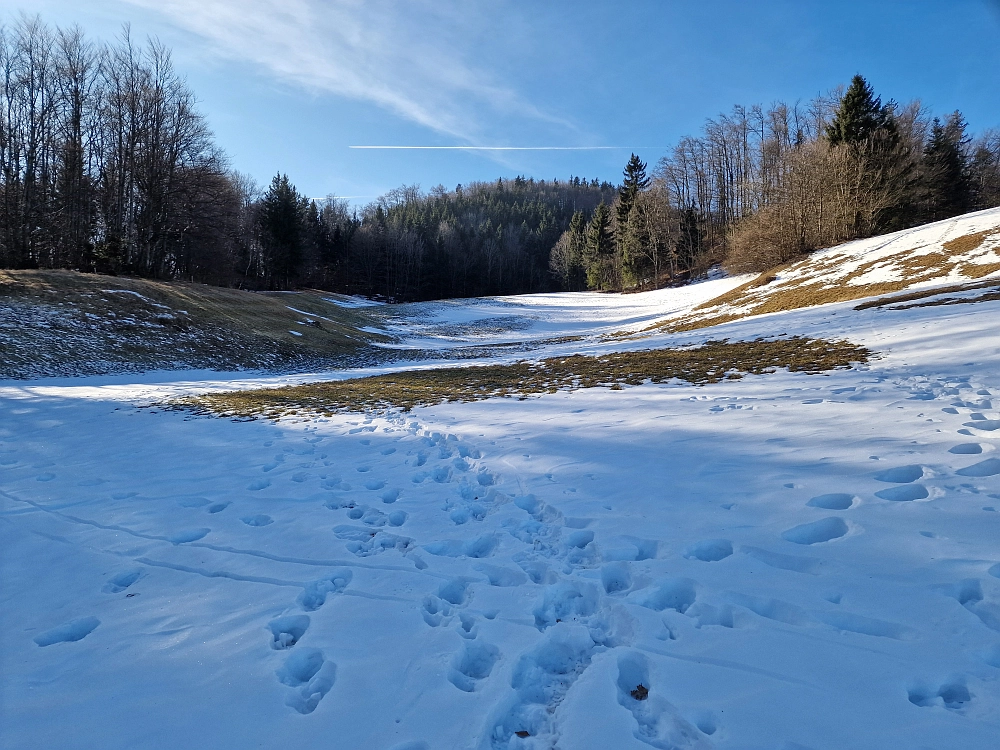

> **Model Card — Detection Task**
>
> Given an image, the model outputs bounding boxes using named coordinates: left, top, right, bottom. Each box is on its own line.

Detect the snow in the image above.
left=4, top=231, right=1000, bottom=748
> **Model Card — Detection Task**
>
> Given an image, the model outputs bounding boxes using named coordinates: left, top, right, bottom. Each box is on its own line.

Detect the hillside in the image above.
left=0, top=270, right=391, bottom=379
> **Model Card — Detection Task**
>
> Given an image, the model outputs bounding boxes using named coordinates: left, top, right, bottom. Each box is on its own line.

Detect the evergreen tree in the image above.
left=583, top=202, right=613, bottom=290
left=921, top=112, right=972, bottom=222
left=258, top=174, right=306, bottom=288
left=549, top=209, right=588, bottom=290
left=825, top=75, right=897, bottom=147
left=616, top=153, right=650, bottom=228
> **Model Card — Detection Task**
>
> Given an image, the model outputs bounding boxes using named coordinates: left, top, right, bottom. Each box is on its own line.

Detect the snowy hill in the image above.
left=3, top=211, right=1000, bottom=749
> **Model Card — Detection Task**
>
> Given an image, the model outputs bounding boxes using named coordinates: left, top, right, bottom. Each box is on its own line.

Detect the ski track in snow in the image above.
left=4, top=222, right=1000, bottom=747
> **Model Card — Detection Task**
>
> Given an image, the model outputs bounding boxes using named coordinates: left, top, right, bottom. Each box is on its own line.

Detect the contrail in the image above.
left=349, top=145, right=656, bottom=151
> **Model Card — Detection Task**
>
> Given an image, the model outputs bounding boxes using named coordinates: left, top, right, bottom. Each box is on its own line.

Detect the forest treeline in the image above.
left=2, top=16, right=999, bottom=299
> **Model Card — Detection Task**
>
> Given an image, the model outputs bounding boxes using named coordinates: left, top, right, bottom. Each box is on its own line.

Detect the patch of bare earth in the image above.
left=180, top=337, right=871, bottom=420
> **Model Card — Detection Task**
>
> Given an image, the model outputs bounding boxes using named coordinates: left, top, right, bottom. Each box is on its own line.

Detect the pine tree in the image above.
left=825, top=75, right=897, bottom=147
left=921, top=112, right=972, bottom=222
left=258, top=173, right=306, bottom=288
left=616, top=153, right=650, bottom=228
left=584, top=202, right=613, bottom=290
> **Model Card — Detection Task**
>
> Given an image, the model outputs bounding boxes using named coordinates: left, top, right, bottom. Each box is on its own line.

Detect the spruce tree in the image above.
left=825, top=75, right=897, bottom=147
left=584, top=202, right=613, bottom=290
left=258, top=173, right=306, bottom=288
left=616, top=153, right=650, bottom=228
left=921, top=112, right=972, bottom=223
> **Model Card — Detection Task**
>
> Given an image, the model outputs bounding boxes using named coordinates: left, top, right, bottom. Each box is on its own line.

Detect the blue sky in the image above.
left=6, top=0, right=1000, bottom=203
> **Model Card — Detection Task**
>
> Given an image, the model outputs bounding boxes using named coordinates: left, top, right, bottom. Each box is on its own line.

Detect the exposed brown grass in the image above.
left=943, top=230, right=995, bottom=256
left=0, top=269, right=388, bottom=378
left=854, top=278, right=1000, bottom=311
left=644, top=233, right=1000, bottom=335
left=180, top=337, right=871, bottom=419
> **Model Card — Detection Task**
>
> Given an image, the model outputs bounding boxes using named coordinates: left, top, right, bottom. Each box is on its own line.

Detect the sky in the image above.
left=4, top=0, right=1000, bottom=204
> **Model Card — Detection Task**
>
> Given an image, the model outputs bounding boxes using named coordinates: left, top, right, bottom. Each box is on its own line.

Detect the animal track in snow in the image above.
left=684, top=539, right=734, bottom=562
left=269, top=615, right=310, bottom=649
left=807, top=493, right=856, bottom=510
left=34, top=616, right=100, bottom=646
left=247, top=479, right=270, bottom=491
left=781, top=517, right=849, bottom=545
left=365, top=479, right=386, bottom=490
left=276, top=647, right=336, bottom=714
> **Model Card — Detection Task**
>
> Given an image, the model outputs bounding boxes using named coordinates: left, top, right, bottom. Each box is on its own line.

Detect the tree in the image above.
left=583, top=202, right=613, bottom=290
left=258, top=173, right=306, bottom=288
left=920, top=112, right=971, bottom=222
left=825, top=75, right=897, bottom=147
left=616, top=153, right=650, bottom=228
left=549, top=209, right=587, bottom=290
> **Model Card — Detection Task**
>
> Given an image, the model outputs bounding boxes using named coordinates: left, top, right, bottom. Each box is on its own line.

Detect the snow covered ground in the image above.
left=3, top=256, right=1000, bottom=749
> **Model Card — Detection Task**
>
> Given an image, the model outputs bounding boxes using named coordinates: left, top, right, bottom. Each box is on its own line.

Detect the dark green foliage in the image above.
left=826, top=75, right=898, bottom=147
left=258, top=174, right=308, bottom=287
left=616, top=153, right=650, bottom=228
left=584, top=202, right=614, bottom=289
left=921, top=113, right=972, bottom=222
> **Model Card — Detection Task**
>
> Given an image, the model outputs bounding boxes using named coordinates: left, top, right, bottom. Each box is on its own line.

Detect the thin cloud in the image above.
left=349, top=146, right=648, bottom=151
left=122, top=0, right=572, bottom=142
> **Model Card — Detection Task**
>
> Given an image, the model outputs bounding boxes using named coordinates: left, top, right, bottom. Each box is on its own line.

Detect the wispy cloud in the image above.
left=122, top=0, right=570, bottom=142
left=349, top=146, right=644, bottom=151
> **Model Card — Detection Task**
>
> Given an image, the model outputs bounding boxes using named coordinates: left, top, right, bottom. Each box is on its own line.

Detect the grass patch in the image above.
left=0, top=269, right=389, bottom=378
left=642, top=229, right=1000, bottom=335
left=181, top=337, right=871, bottom=419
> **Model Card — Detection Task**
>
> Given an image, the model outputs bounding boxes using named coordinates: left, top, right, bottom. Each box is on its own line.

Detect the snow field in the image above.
left=3, top=275, right=1000, bottom=748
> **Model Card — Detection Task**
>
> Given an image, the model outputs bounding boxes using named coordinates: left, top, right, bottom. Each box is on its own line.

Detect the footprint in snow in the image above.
left=34, top=616, right=101, bottom=646
left=268, top=615, right=310, bottom=649
left=36, top=472, right=56, bottom=482
left=242, top=514, right=273, bottom=527
left=781, top=517, right=850, bottom=545
left=949, top=443, right=983, bottom=454
left=684, top=539, right=734, bottom=562
left=875, top=484, right=929, bottom=501
left=908, top=677, right=972, bottom=710
left=448, top=641, right=499, bottom=692
left=276, top=648, right=336, bottom=714
left=168, top=528, right=210, bottom=544
left=247, top=479, right=270, bottom=491
left=103, top=569, right=142, bottom=593
left=874, top=465, right=924, bottom=483
left=956, top=458, right=1000, bottom=477
left=807, top=493, right=857, bottom=510
left=616, top=651, right=712, bottom=749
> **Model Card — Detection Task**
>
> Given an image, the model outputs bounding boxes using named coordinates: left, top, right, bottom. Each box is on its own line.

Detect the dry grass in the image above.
left=855, top=279, right=1000, bottom=311
left=180, top=337, right=871, bottom=420
left=0, top=269, right=389, bottom=378
left=642, top=230, right=1000, bottom=335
